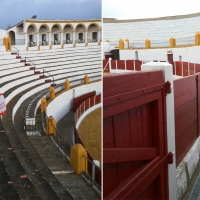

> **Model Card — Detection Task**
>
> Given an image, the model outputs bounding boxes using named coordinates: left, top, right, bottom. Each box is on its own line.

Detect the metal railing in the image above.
left=75, top=39, right=85, bottom=44
left=12, top=45, right=20, bottom=57
left=42, top=69, right=56, bottom=85
left=27, top=41, right=37, bottom=47
left=25, top=57, right=36, bottom=73
left=87, top=39, right=98, bottom=43
left=39, top=41, right=49, bottom=46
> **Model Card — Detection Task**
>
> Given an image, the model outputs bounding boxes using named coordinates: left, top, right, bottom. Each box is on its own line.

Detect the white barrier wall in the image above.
left=47, top=81, right=101, bottom=123
left=0, top=29, right=7, bottom=38
left=119, top=46, right=200, bottom=63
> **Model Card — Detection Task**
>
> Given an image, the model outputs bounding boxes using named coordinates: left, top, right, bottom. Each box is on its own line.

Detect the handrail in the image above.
left=11, top=45, right=19, bottom=56
left=42, top=69, right=55, bottom=85
left=25, top=57, right=36, bottom=73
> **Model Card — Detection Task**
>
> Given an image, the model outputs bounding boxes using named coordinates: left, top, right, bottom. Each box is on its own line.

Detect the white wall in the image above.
left=47, top=81, right=101, bottom=123
left=119, top=46, right=200, bottom=63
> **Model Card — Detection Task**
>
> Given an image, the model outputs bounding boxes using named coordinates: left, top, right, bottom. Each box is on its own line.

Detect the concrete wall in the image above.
left=0, top=29, right=7, bottom=38
left=119, top=46, right=200, bottom=63
left=47, top=81, right=101, bottom=123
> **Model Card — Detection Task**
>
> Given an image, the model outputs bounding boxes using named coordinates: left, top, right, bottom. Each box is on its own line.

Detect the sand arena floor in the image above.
left=78, top=107, right=101, bottom=164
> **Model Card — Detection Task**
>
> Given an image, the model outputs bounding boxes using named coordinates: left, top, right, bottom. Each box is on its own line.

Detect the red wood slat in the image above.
left=103, top=148, right=157, bottom=163
left=113, top=111, right=133, bottom=184
left=85, top=99, right=89, bottom=111
left=90, top=96, right=95, bottom=107
left=198, top=74, right=200, bottom=137
left=195, top=63, right=200, bottom=73
left=175, top=62, right=182, bottom=76
left=104, top=90, right=162, bottom=119
left=103, top=70, right=164, bottom=98
left=175, top=98, right=197, bottom=138
left=189, top=63, right=195, bottom=75
left=126, top=60, right=134, bottom=70
left=80, top=103, right=84, bottom=116
left=135, top=60, right=142, bottom=71
left=176, top=120, right=197, bottom=166
left=111, top=60, right=116, bottom=69
left=103, top=117, right=119, bottom=198
left=183, top=62, right=188, bottom=77
left=95, top=94, right=101, bottom=104
left=117, top=60, right=125, bottom=70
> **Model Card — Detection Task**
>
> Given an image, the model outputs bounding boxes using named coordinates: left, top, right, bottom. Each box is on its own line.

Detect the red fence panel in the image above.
left=90, top=96, right=95, bottom=107
left=183, top=62, right=188, bottom=77
left=174, top=75, right=198, bottom=166
left=111, top=60, right=116, bottom=69
left=85, top=99, right=89, bottom=111
left=126, top=60, right=134, bottom=70
left=195, top=63, right=200, bottom=73
left=189, top=63, right=195, bottom=75
left=95, top=94, right=101, bottom=105
left=117, top=60, right=125, bottom=70
left=175, top=62, right=182, bottom=76
left=135, top=60, right=142, bottom=71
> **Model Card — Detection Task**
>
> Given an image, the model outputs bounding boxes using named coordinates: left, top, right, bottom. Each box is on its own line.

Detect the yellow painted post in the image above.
left=70, top=144, right=88, bottom=175
left=145, top=39, right=151, bottom=49
left=85, top=43, right=88, bottom=46
left=50, top=45, right=52, bottom=49
left=98, top=42, right=101, bottom=45
left=84, top=75, right=89, bottom=84
left=195, top=32, right=200, bottom=45
left=170, top=37, right=176, bottom=48
left=49, top=86, right=55, bottom=100
left=65, top=79, right=70, bottom=90
left=73, top=44, right=76, bottom=47
left=106, top=40, right=110, bottom=42
left=8, top=38, right=11, bottom=51
left=46, top=116, right=56, bottom=136
left=41, top=97, right=47, bottom=113
left=26, top=47, right=29, bottom=51
left=125, top=38, right=130, bottom=49
left=38, top=46, right=40, bottom=51
left=4, top=38, right=8, bottom=51
left=119, top=39, right=124, bottom=50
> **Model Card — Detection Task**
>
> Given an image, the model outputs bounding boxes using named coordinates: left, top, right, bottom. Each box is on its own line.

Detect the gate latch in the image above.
left=168, top=152, right=174, bottom=164
left=164, top=81, right=171, bottom=95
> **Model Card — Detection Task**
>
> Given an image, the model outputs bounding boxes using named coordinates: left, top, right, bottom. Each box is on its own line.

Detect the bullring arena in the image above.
left=0, top=18, right=101, bottom=199
left=103, top=12, right=200, bottom=200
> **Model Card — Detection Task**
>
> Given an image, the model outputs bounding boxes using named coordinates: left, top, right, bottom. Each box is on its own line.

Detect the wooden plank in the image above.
left=117, top=60, right=125, bottom=69
left=175, top=98, right=197, bottom=138
left=103, top=148, right=157, bottom=163
left=111, top=60, right=116, bottom=69
left=183, top=62, right=188, bottom=77
left=198, top=74, right=200, bottom=137
left=175, top=62, right=182, bottom=76
left=135, top=60, right=142, bottom=71
left=113, top=111, right=134, bottom=184
left=103, top=70, right=164, bottom=98
left=126, top=60, right=134, bottom=70
left=104, top=90, right=162, bottom=119
left=176, top=120, right=197, bottom=166
left=103, top=117, right=119, bottom=198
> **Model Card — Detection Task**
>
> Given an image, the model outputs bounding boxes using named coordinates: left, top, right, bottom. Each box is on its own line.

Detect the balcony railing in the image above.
left=87, top=38, right=98, bottom=43
left=39, top=41, right=49, bottom=46
left=51, top=40, right=61, bottom=45
left=63, top=40, right=73, bottom=44
left=75, top=39, right=85, bottom=44
left=27, top=41, right=37, bottom=47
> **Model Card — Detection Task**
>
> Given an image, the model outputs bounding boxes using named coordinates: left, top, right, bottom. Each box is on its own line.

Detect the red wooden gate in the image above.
left=103, top=70, right=169, bottom=199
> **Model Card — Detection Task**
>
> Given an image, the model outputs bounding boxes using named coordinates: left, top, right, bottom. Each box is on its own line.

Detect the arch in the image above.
left=51, top=23, right=62, bottom=32
left=8, top=31, right=15, bottom=45
left=63, top=23, right=74, bottom=32
left=38, top=24, right=50, bottom=33
left=75, top=23, right=86, bottom=32
left=87, top=23, right=99, bottom=32
left=26, top=23, right=38, bottom=33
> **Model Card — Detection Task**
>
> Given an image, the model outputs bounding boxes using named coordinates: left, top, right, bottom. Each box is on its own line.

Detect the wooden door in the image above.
left=103, top=71, right=169, bottom=199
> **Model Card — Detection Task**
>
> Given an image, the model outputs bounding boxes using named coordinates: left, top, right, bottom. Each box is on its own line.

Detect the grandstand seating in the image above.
left=0, top=44, right=101, bottom=199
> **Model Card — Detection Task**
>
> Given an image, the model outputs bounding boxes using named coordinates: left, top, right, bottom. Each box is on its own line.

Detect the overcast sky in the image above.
left=103, top=0, right=200, bottom=19
left=0, top=0, right=101, bottom=29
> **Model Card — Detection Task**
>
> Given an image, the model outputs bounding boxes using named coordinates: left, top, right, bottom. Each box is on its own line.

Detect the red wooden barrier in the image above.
left=126, top=60, right=134, bottom=70
left=111, top=60, right=116, bottom=69
left=103, top=70, right=169, bottom=199
left=174, top=75, right=199, bottom=166
left=117, top=60, right=125, bottom=70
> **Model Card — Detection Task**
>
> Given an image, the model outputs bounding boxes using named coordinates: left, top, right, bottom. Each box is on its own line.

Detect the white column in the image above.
left=98, top=31, right=100, bottom=42
left=60, top=32, right=63, bottom=44
left=85, top=31, right=87, bottom=43
left=73, top=31, right=75, bottom=44
left=25, top=33, right=28, bottom=47
left=49, top=32, right=51, bottom=46
left=141, top=62, right=177, bottom=200
left=36, top=33, right=39, bottom=46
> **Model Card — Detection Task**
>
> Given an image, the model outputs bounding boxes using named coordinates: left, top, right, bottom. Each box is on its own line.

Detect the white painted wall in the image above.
left=47, top=81, right=101, bottom=123
left=0, top=29, right=7, bottom=38
left=119, top=46, right=200, bottom=63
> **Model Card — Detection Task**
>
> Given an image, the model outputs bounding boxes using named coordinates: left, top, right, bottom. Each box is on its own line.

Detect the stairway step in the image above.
left=35, top=71, right=41, bottom=74
left=11, top=52, right=17, bottom=55
left=25, top=63, right=31, bottom=66
left=16, top=56, right=21, bottom=59
left=29, top=67, right=35, bottom=70
left=45, top=79, right=52, bottom=83
left=20, top=60, right=25, bottom=62
left=39, top=75, right=46, bottom=78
